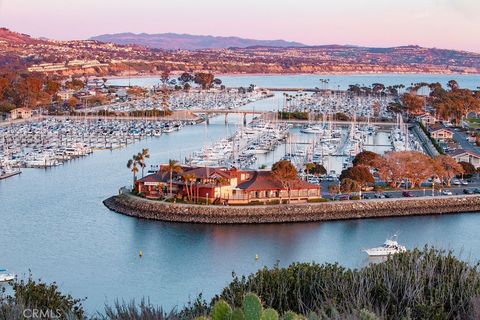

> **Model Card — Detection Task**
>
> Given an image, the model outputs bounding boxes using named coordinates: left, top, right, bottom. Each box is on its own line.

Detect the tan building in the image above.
left=417, top=113, right=437, bottom=126
left=430, top=127, right=454, bottom=141
left=10, top=107, right=32, bottom=120
left=58, top=90, right=75, bottom=101
left=451, top=150, right=480, bottom=169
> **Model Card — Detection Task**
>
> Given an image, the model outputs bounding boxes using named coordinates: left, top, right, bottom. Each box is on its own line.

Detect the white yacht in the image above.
left=301, top=125, right=324, bottom=134
left=364, top=238, right=407, bottom=257
left=0, top=268, right=14, bottom=282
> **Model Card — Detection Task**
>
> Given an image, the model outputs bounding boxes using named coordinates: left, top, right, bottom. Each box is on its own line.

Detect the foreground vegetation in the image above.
left=2, top=248, right=480, bottom=319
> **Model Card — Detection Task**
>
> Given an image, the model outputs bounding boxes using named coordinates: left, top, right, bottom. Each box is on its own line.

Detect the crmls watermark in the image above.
left=23, top=308, right=63, bottom=319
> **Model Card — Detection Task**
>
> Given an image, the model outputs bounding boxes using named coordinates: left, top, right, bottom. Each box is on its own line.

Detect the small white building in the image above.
left=10, top=107, right=32, bottom=120
left=451, top=150, right=480, bottom=169
left=417, top=113, right=437, bottom=126
left=58, top=90, right=75, bottom=101
left=430, top=127, right=454, bottom=141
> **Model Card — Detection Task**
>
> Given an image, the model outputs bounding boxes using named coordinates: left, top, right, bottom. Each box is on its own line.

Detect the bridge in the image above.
left=44, top=111, right=398, bottom=127
left=264, top=88, right=345, bottom=94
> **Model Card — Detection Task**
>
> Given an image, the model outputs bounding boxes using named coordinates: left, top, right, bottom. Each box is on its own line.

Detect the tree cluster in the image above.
left=0, top=71, right=62, bottom=112
left=363, top=151, right=464, bottom=188
left=399, top=81, right=480, bottom=123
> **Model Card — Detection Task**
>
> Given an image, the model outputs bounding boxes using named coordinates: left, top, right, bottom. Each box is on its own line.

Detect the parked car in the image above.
left=461, top=180, right=469, bottom=186
left=402, top=191, right=415, bottom=197
left=373, top=193, right=386, bottom=199
left=442, top=190, right=453, bottom=196
left=463, top=189, right=474, bottom=194
left=452, top=179, right=461, bottom=186
left=334, top=194, right=350, bottom=201
left=473, top=188, right=480, bottom=194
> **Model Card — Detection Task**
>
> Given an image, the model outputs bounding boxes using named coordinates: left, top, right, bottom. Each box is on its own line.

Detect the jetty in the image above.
left=104, top=193, right=480, bottom=224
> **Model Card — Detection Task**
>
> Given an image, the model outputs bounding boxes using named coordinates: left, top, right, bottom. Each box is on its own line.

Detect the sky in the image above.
left=0, top=0, right=479, bottom=52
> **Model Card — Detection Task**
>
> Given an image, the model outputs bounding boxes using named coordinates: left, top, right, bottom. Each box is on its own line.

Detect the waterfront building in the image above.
left=450, top=150, right=480, bottom=169
left=10, top=107, right=32, bottom=120
left=134, top=166, right=322, bottom=204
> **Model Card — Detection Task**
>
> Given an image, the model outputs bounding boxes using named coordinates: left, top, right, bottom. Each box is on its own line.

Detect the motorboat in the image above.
left=0, top=268, right=14, bottom=282
left=363, top=237, right=406, bottom=257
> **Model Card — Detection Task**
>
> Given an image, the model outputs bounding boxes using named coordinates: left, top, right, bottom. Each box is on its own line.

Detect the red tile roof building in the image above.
left=134, top=166, right=321, bottom=204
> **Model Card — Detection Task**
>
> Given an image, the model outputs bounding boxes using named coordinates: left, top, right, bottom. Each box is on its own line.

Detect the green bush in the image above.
left=217, top=247, right=480, bottom=319
left=0, top=275, right=85, bottom=319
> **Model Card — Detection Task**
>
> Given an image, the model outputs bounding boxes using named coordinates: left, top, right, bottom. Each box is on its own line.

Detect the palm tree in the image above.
left=127, top=155, right=140, bottom=186
left=215, top=177, right=228, bottom=202
left=161, top=159, right=183, bottom=197
left=136, top=148, right=150, bottom=178
left=183, top=173, right=196, bottom=202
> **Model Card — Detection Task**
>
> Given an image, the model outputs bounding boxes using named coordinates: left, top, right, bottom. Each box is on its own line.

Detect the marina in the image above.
left=0, top=118, right=190, bottom=170
left=1, top=74, right=479, bottom=313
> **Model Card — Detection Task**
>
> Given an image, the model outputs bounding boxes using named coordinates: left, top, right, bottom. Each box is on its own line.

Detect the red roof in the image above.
left=182, top=167, right=232, bottom=179
left=429, top=124, right=454, bottom=134
left=135, top=172, right=170, bottom=184
left=450, top=149, right=480, bottom=158
left=237, top=171, right=320, bottom=191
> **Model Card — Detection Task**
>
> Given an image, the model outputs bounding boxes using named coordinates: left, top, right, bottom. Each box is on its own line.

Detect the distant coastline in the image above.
left=102, top=71, right=480, bottom=82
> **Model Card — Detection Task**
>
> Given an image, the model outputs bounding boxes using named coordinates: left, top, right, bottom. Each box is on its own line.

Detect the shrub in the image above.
left=217, top=247, right=480, bottom=319
left=0, top=275, right=85, bottom=319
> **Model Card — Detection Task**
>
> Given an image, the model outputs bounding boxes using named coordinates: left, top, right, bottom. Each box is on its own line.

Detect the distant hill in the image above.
left=1, top=27, right=479, bottom=75
left=0, top=28, right=43, bottom=44
left=89, top=32, right=305, bottom=50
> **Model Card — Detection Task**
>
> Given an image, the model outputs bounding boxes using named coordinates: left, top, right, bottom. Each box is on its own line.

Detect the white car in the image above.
left=442, top=190, right=453, bottom=196
left=461, top=180, right=469, bottom=186
left=452, top=179, right=461, bottom=186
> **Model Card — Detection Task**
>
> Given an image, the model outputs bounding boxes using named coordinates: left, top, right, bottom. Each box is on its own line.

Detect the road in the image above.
left=452, top=128, right=480, bottom=154
left=320, top=174, right=480, bottom=200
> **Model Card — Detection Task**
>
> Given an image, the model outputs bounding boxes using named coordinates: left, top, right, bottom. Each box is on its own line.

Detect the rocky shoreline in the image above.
left=103, top=193, right=480, bottom=224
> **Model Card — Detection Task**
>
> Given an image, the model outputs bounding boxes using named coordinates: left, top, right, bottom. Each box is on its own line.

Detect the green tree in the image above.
left=136, top=148, right=150, bottom=178
left=340, top=178, right=361, bottom=193
left=339, top=165, right=374, bottom=189
left=272, top=160, right=298, bottom=202
left=127, top=155, right=140, bottom=186
left=352, top=151, right=381, bottom=168
left=162, top=159, right=183, bottom=197
left=194, top=73, right=215, bottom=90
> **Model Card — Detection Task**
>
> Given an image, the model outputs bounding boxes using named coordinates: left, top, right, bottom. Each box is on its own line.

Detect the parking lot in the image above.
left=319, top=175, right=480, bottom=200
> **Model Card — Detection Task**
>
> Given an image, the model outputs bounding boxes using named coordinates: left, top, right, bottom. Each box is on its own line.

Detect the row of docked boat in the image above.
left=90, top=88, right=270, bottom=114
left=282, top=92, right=395, bottom=120
left=186, top=121, right=289, bottom=168
left=0, top=118, right=189, bottom=169
left=389, top=115, right=423, bottom=152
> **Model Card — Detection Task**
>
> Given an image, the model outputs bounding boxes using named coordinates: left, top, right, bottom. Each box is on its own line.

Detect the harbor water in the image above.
left=1, top=74, right=480, bottom=315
